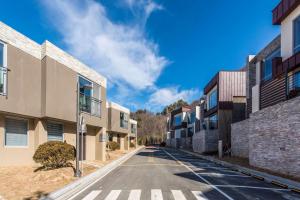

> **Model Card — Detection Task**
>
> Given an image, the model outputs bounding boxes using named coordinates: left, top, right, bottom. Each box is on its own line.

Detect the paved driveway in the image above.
left=72, top=147, right=300, bottom=200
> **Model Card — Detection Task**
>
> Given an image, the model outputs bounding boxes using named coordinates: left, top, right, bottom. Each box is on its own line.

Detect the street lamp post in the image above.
left=75, top=79, right=92, bottom=177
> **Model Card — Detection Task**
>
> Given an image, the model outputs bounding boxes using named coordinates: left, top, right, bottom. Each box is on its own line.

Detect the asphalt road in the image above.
left=73, top=147, right=300, bottom=200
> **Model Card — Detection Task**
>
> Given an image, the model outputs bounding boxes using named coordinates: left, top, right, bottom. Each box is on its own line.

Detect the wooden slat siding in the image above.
left=218, top=71, right=246, bottom=102
left=272, top=0, right=300, bottom=25
left=260, top=75, right=286, bottom=109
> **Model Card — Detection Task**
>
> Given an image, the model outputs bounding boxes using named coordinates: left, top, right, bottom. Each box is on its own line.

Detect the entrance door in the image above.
left=79, top=133, right=86, bottom=161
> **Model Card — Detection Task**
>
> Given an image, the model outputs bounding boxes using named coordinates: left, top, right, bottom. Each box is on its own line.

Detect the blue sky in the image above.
left=1, top=0, right=280, bottom=112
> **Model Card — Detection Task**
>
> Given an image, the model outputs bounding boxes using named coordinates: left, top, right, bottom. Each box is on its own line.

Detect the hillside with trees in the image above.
left=132, top=99, right=195, bottom=145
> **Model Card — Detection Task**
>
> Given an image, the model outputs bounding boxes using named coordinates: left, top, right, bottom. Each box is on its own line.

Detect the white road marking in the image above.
left=192, top=191, right=208, bottom=200
left=128, top=189, right=142, bottom=200
left=162, top=149, right=234, bottom=200
left=171, top=190, right=187, bottom=200
left=213, top=185, right=291, bottom=191
left=104, top=190, right=121, bottom=200
left=82, top=190, right=102, bottom=200
left=151, top=189, right=163, bottom=200
left=198, top=172, right=250, bottom=178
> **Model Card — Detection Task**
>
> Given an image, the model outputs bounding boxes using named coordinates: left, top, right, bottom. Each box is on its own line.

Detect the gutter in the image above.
left=179, top=149, right=300, bottom=193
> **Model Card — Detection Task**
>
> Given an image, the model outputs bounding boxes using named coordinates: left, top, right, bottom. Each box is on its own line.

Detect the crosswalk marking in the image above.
left=192, top=191, right=208, bottom=200
left=171, top=190, right=187, bottom=200
left=104, top=190, right=121, bottom=200
left=151, top=189, right=163, bottom=200
left=128, top=189, right=142, bottom=200
left=82, top=190, right=102, bottom=200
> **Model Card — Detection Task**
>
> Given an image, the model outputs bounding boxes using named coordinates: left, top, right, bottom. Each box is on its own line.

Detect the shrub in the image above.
left=33, top=141, right=75, bottom=170
left=160, top=141, right=166, bottom=147
left=130, top=142, right=135, bottom=148
left=107, top=141, right=120, bottom=151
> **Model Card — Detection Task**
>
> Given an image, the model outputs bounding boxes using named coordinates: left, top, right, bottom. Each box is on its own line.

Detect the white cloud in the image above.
left=42, top=0, right=168, bottom=90
left=147, top=87, right=201, bottom=111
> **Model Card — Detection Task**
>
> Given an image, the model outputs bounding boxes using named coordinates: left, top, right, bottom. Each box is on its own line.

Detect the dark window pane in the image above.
left=294, top=16, right=300, bottom=53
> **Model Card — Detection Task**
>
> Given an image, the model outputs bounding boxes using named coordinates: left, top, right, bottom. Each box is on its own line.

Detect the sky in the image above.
left=0, top=0, right=280, bottom=112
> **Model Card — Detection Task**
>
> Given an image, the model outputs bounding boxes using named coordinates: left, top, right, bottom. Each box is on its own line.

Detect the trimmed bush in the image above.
left=130, top=142, right=135, bottom=148
left=33, top=141, right=75, bottom=169
left=160, top=141, right=166, bottom=147
left=107, top=141, right=120, bottom=151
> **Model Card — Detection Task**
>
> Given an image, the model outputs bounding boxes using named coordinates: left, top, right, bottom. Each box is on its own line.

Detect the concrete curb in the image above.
left=179, top=149, right=300, bottom=193
left=42, top=146, right=144, bottom=200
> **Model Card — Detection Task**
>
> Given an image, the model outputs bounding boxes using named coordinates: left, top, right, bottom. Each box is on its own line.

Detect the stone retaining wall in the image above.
left=231, top=119, right=250, bottom=158
left=231, top=96, right=300, bottom=177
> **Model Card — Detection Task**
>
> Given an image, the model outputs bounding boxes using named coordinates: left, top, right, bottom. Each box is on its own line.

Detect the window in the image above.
left=47, top=122, right=63, bottom=141
left=187, top=127, right=194, bottom=137
left=79, top=76, right=101, bottom=117
left=294, top=16, right=300, bottom=53
left=131, top=124, right=137, bottom=134
left=209, top=114, right=218, bottom=130
left=120, top=112, right=128, bottom=129
left=208, top=89, right=217, bottom=109
left=0, top=42, right=7, bottom=95
left=173, top=115, right=182, bottom=126
left=262, top=48, right=281, bottom=81
left=296, top=72, right=300, bottom=87
left=189, top=112, right=196, bottom=124
left=5, top=118, right=28, bottom=147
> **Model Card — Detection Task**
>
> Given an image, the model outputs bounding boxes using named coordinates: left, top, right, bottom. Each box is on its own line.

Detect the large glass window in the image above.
left=173, top=115, right=182, bottom=126
left=189, top=112, right=196, bottom=124
left=209, top=114, right=218, bottom=130
left=79, top=76, right=101, bottom=117
left=5, top=118, right=28, bottom=147
left=120, top=112, right=128, bottom=129
left=294, top=16, right=300, bottom=53
left=208, top=89, right=217, bottom=109
left=262, top=48, right=281, bottom=81
left=0, top=42, right=6, bottom=95
left=131, top=124, right=137, bottom=134
left=295, top=71, right=300, bottom=88
left=47, top=122, right=63, bottom=142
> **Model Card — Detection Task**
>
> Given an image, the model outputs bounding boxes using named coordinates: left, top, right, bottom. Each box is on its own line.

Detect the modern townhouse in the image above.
left=106, top=102, right=133, bottom=151
left=231, top=0, right=300, bottom=178
left=129, top=119, right=138, bottom=147
left=0, top=22, right=107, bottom=166
left=166, top=105, right=200, bottom=149
left=194, top=70, right=246, bottom=154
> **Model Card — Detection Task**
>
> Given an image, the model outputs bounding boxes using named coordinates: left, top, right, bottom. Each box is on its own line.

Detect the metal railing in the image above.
left=0, top=66, right=7, bottom=95
left=287, top=72, right=300, bottom=99
left=79, top=93, right=102, bottom=117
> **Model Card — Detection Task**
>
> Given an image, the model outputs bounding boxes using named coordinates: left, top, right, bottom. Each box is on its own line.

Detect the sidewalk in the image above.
left=0, top=147, right=142, bottom=200
left=179, top=149, right=300, bottom=193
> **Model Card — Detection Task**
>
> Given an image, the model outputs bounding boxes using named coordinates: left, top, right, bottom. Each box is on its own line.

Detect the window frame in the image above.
left=4, top=116, right=29, bottom=148
left=262, top=48, right=281, bottom=82
left=47, top=121, right=64, bottom=142
left=0, top=40, right=7, bottom=96
left=208, top=88, right=217, bottom=109
left=120, top=112, right=129, bottom=129
left=293, top=15, right=300, bottom=54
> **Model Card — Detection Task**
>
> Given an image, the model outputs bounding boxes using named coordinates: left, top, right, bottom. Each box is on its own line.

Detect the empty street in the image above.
left=73, top=147, right=300, bottom=200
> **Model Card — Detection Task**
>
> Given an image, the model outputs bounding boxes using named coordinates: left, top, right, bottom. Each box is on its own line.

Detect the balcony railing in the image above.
left=79, top=93, right=102, bottom=117
left=287, top=72, right=300, bottom=99
left=272, top=0, right=300, bottom=25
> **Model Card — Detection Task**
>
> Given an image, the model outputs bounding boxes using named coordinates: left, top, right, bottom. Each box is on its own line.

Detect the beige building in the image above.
left=0, top=22, right=107, bottom=166
left=106, top=102, right=137, bottom=150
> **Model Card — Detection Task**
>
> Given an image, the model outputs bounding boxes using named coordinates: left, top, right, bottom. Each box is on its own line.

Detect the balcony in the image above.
left=0, top=66, right=7, bottom=95
left=272, top=0, right=300, bottom=25
left=272, top=51, right=300, bottom=75
left=79, top=93, right=102, bottom=117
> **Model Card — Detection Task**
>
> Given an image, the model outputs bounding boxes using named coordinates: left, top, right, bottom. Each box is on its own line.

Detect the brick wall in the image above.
left=231, top=96, right=300, bottom=177
left=231, top=119, right=250, bottom=158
